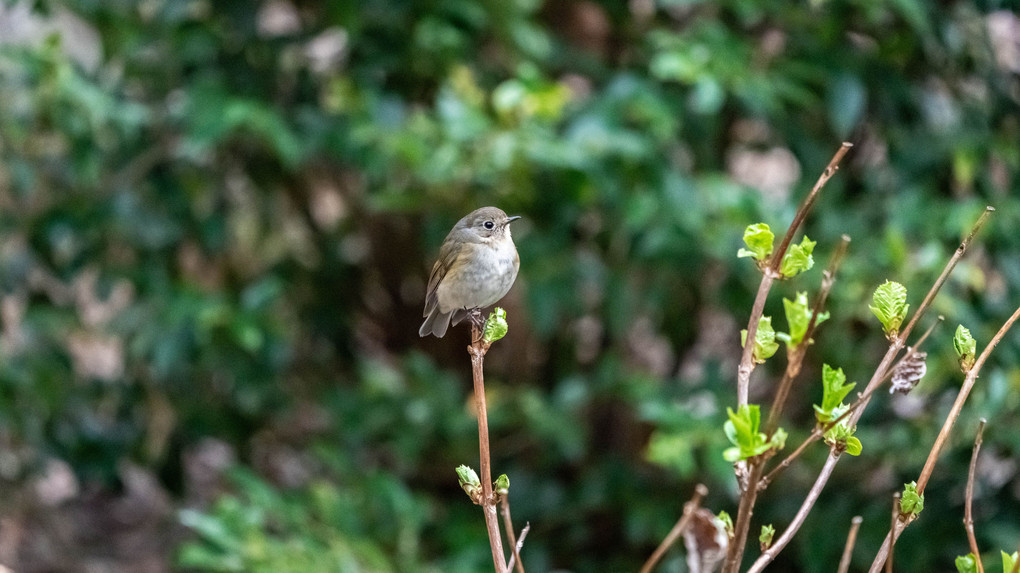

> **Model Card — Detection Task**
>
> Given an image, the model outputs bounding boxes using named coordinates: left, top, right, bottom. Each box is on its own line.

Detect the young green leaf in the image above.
left=776, top=292, right=829, bottom=349
left=759, top=524, right=775, bottom=550
left=824, top=421, right=862, bottom=456
left=779, top=236, right=816, bottom=277
left=900, top=481, right=924, bottom=517
left=813, top=364, right=856, bottom=422
left=1002, top=550, right=1018, bottom=572
left=483, top=307, right=509, bottom=343
left=954, top=324, right=977, bottom=372
left=869, top=280, right=909, bottom=338
left=494, top=473, right=510, bottom=496
left=456, top=465, right=482, bottom=501
left=717, top=511, right=734, bottom=537
left=722, top=404, right=785, bottom=462
left=741, top=316, right=780, bottom=363
left=955, top=553, right=978, bottom=573
left=737, top=223, right=775, bottom=262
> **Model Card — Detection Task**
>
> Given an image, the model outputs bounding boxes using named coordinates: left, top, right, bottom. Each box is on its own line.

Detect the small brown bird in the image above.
left=420, top=207, right=521, bottom=338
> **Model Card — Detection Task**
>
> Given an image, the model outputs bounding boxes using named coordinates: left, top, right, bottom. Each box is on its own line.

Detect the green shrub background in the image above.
left=0, top=0, right=1018, bottom=571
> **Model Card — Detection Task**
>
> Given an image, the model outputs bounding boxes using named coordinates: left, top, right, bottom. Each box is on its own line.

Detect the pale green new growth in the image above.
left=776, top=291, right=829, bottom=349
left=457, top=465, right=482, bottom=500
left=723, top=404, right=787, bottom=462
left=741, top=316, right=780, bottom=363
left=954, top=324, right=977, bottom=372
left=900, top=481, right=924, bottom=517
left=955, top=553, right=977, bottom=573
left=869, top=280, right=909, bottom=338
left=1003, top=550, right=1018, bottom=572
left=738, top=222, right=775, bottom=262
left=780, top=236, right=816, bottom=277
left=483, top=307, right=509, bottom=343
left=759, top=524, right=775, bottom=549
left=494, top=474, right=510, bottom=495
left=717, top=511, right=734, bottom=537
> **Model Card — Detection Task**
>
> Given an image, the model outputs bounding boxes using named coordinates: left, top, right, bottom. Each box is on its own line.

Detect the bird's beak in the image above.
left=507, top=216, right=522, bottom=224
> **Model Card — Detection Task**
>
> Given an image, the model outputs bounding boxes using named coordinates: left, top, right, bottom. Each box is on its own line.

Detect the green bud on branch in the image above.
left=954, top=324, right=977, bottom=373
left=900, top=481, right=924, bottom=517
left=737, top=223, right=775, bottom=263
left=870, top=280, right=909, bottom=338
left=741, top=316, right=780, bottom=364
left=483, top=307, right=509, bottom=343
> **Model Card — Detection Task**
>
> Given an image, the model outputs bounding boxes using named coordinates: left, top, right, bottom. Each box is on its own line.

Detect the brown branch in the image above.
left=640, top=484, right=708, bottom=573
left=869, top=303, right=1020, bottom=573
left=965, top=419, right=987, bottom=573
left=469, top=322, right=508, bottom=573
left=766, top=235, right=851, bottom=434
left=761, top=318, right=941, bottom=488
left=886, top=493, right=901, bottom=573
left=722, top=461, right=767, bottom=573
left=838, top=516, right=864, bottom=573
left=737, top=143, right=853, bottom=407
left=747, top=451, right=840, bottom=573
left=850, top=206, right=994, bottom=427
left=506, top=524, right=531, bottom=572
left=501, top=496, right=526, bottom=573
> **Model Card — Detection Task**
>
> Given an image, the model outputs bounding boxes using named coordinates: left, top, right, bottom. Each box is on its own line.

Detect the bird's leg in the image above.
left=469, top=308, right=486, bottom=343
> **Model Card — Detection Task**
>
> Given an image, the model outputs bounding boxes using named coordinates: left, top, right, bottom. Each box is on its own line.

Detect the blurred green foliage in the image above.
left=0, top=0, right=1018, bottom=571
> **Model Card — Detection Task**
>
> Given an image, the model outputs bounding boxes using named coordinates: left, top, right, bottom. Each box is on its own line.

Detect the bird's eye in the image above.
left=483, top=221, right=495, bottom=230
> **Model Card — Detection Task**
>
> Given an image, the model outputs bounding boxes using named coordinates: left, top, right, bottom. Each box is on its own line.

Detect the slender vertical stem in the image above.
left=965, top=419, right=987, bottom=573
left=506, top=524, right=531, bottom=572
left=747, top=451, right=840, bottom=573
left=736, top=143, right=853, bottom=408
left=501, top=496, right=525, bottom=573
left=640, top=484, right=708, bottom=573
left=838, top=516, right=864, bottom=573
left=887, top=493, right=901, bottom=573
left=722, top=462, right=766, bottom=573
left=765, top=235, right=850, bottom=434
left=469, top=322, right=508, bottom=573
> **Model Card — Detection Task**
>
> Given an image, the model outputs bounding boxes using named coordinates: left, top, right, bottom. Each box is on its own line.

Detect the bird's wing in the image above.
left=423, top=238, right=461, bottom=317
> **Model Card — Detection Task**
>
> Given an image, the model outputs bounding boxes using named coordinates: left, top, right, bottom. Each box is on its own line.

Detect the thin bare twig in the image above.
left=469, top=322, right=508, bottom=573
left=737, top=143, right=853, bottom=407
left=506, top=524, right=531, bottom=572
left=760, top=318, right=941, bottom=488
left=838, top=516, right=864, bottom=573
left=887, top=493, right=901, bottom=573
left=965, top=419, right=987, bottom=573
left=501, top=496, right=526, bottom=573
left=869, top=303, right=1020, bottom=573
left=766, top=235, right=851, bottom=434
left=640, top=484, right=709, bottom=573
left=747, top=451, right=840, bottom=573
left=851, top=207, right=994, bottom=427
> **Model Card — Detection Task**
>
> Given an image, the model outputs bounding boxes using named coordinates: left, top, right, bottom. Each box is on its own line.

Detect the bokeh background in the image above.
left=1, top=0, right=1019, bottom=571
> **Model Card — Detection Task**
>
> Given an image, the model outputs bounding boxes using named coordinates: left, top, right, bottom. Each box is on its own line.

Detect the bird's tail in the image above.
left=419, top=308, right=452, bottom=338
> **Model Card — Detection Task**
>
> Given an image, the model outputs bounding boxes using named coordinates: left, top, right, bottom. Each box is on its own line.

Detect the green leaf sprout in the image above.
left=780, top=236, right=816, bottom=277
left=723, top=404, right=786, bottom=462
left=954, top=324, right=977, bottom=373
left=456, top=465, right=482, bottom=501
left=955, top=553, right=978, bottom=573
left=813, top=364, right=856, bottom=421
left=869, top=280, right=909, bottom=338
left=738, top=223, right=775, bottom=262
left=776, top=292, right=829, bottom=349
left=900, top=481, right=924, bottom=517
left=741, top=316, right=780, bottom=363
left=759, top=524, right=775, bottom=550
left=1002, top=550, right=1018, bottom=572
left=483, top=307, right=509, bottom=343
